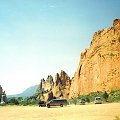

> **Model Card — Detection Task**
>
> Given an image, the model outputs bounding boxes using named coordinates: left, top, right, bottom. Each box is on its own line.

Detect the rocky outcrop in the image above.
left=0, top=85, right=7, bottom=103
left=37, top=70, right=71, bottom=101
left=39, top=75, right=54, bottom=92
left=0, top=85, right=2, bottom=102
left=69, top=19, right=120, bottom=98
left=39, top=90, right=54, bottom=101
left=53, top=70, right=71, bottom=98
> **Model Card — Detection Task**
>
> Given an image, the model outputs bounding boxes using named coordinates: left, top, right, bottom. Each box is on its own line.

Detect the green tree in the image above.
left=85, top=97, right=90, bottom=103
left=7, top=98, right=19, bottom=105
left=102, top=91, right=109, bottom=102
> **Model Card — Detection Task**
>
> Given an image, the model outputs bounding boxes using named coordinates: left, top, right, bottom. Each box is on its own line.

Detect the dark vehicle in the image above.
left=80, top=98, right=86, bottom=105
left=38, top=100, right=46, bottom=107
left=46, top=99, right=67, bottom=108
left=94, top=97, right=102, bottom=104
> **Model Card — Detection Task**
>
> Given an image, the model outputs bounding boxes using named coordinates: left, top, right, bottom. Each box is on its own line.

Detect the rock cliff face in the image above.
left=69, top=19, right=120, bottom=98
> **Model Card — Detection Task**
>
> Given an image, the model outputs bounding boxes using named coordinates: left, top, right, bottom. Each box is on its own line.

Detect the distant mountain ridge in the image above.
left=7, top=85, right=38, bottom=98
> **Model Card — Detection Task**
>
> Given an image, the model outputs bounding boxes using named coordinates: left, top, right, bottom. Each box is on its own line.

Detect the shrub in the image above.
left=85, top=97, right=90, bottom=103
left=102, top=91, right=109, bottom=102
left=7, top=98, right=19, bottom=105
left=69, top=90, right=120, bottom=104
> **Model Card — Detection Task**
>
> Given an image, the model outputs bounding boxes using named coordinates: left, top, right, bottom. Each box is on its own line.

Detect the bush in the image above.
left=108, top=90, right=120, bottom=102
left=85, top=97, right=90, bottom=103
left=0, top=103, right=6, bottom=106
left=69, top=90, right=120, bottom=104
left=7, top=96, right=38, bottom=106
left=102, top=91, right=109, bottom=102
left=7, top=98, right=19, bottom=105
left=68, top=98, right=79, bottom=105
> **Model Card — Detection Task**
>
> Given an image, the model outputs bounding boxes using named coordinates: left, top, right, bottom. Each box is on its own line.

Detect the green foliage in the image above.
left=7, top=97, right=19, bottom=105
left=18, top=96, right=38, bottom=106
left=33, top=87, right=42, bottom=98
left=34, top=87, right=48, bottom=98
left=7, top=95, right=39, bottom=106
left=102, top=91, right=109, bottom=102
left=85, top=97, right=90, bottom=103
left=0, top=103, right=6, bottom=106
left=5, top=90, right=120, bottom=106
left=69, top=90, right=120, bottom=104
left=69, top=98, right=78, bottom=105
left=108, top=90, right=120, bottom=102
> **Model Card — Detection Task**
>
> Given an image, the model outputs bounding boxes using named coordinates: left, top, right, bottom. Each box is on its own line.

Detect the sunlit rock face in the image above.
left=69, top=19, right=120, bottom=98
left=53, top=70, right=71, bottom=99
left=40, top=75, right=54, bottom=92
left=37, top=70, right=71, bottom=101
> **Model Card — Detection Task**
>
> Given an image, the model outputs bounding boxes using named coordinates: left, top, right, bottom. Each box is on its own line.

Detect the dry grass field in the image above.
left=0, top=103, right=120, bottom=120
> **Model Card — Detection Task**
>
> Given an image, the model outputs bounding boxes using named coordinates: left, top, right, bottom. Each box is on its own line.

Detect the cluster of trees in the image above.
left=7, top=96, right=38, bottom=106
left=1, top=89, right=120, bottom=106
left=69, top=90, right=120, bottom=104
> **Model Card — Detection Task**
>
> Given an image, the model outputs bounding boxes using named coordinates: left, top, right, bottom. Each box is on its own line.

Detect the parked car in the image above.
left=94, top=97, right=102, bottom=104
left=80, top=98, right=86, bottom=105
left=38, top=100, right=46, bottom=107
left=46, top=99, right=67, bottom=108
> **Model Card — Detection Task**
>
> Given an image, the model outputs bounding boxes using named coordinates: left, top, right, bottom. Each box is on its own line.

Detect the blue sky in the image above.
left=0, top=0, right=120, bottom=95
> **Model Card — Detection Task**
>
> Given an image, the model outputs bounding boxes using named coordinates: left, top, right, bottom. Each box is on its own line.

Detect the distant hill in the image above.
left=7, top=85, right=38, bottom=98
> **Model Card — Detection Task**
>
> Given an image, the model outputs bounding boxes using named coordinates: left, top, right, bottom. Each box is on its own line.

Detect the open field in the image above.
left=0, top=103, right=120, bottom=120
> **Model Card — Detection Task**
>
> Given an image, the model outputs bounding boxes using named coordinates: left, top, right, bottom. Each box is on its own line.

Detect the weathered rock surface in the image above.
left=40, top=75, right=54, bottom=92
left=37, top=70, right=71, bottom=101
left=53, top=70, right=71, bottom=98
left=69, top=19, right=120, bottom=98
left=0, top=85, right=2, bottom=102
left=0, top=85, right=7, bottom=103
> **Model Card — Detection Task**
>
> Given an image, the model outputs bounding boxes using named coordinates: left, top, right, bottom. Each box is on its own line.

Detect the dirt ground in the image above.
left=0, top=103, right=120, bottom=120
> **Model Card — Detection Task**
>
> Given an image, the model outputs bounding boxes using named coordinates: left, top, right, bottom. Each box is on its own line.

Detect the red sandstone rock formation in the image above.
left=37, top=70, right=71, bottom=101
left=53, top=70, right=71, bottom=98
left=69, top=19, right=120, bottom=98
